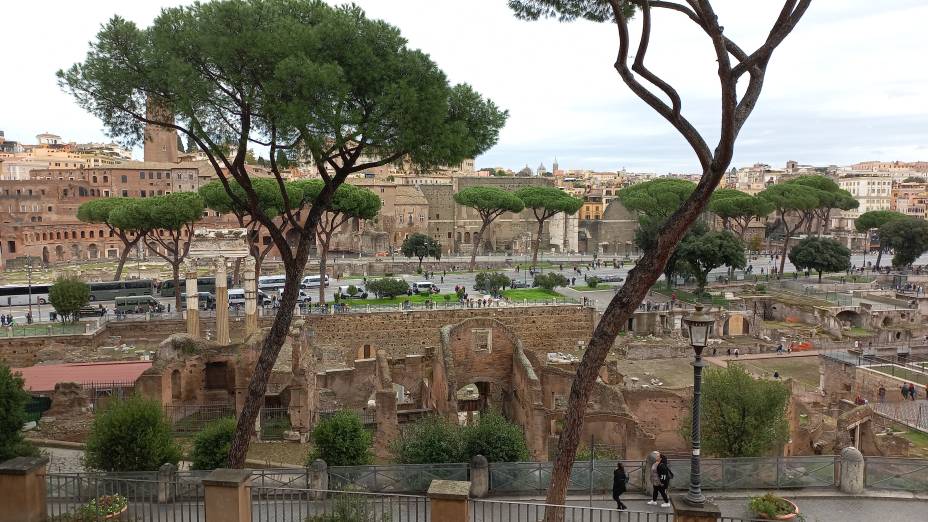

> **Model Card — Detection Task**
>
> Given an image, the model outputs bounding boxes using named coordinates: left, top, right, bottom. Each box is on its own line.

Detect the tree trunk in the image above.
left=542, top=168, right=723, bottom=518
left=226, top=258, right=305, bottom=468
left=875, top=247, right=883, bottom=270
left=114, top=243, right=132, bottom=281
left=417, top=256, right=424, bottom=272
left=469, top=223, right=488, bottom=271
left=172, top=262, right=181, bottom=313
left=779, top=234, right=791, bottom=277
left=318, top=239, right=329, bottom=305
left=818, top=270, right=822, bottom=282
left=232, top=257, right=242, bottom=287
left=532, top=218, right=544, bottom=266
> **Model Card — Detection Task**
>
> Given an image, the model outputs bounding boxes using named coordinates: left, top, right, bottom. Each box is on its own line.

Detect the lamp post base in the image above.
left=671, top=495, right=721, bottom=522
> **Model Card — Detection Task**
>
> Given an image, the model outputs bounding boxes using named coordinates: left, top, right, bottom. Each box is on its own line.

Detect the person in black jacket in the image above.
left=648, top=453, right=673, bottom=507
left=612, top=462, right=629, bottom=510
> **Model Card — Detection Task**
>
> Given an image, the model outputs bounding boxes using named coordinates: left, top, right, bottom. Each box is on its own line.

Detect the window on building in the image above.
left=140, top=190, right=147, bottom=197
left=472, top=328, right=492, bottom=352
left=139, top=172, right=145, bottom=179
left=103, top=176, right=108, bottom=183
left=148, top=172, right=154, bottom=180
left=121, top=190, right=128, bottom=197
left=122, top=175, right=128, bottom=183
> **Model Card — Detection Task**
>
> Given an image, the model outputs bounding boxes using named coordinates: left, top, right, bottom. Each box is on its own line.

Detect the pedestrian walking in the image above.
left=878, top=385, right=886, bottom=404
left=612, top=462, right=629, bottom=510
left=909, top=383, right=917, bottom=401
left=902, top=383, right=909, bottom=400
left=734, top=348, right=740, bottom=358
left=648, top=453, right=673, bottom=507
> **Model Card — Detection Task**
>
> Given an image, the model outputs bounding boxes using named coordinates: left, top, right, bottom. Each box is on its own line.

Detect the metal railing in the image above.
left=252, top=486, right=429, bottom=522
left=328, top=463, right=470, bottom=494
left=871, top=401, right=928, bottom=432
left=487, top=456, right=836, bottom=496
left=0, top=321, right=89, bottom=337
left=46, top=472, right=204, bottom=521
left=863, top=457, right=928, bottom=491
left=163, top=403, right=235, bottom=434
left=470, top=499, right=672, bottom=522
left=260, top=407, right=297, bottom=441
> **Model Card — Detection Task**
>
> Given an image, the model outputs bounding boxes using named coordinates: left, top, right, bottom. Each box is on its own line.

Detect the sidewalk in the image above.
left=706, top=349, right=823, bottom=368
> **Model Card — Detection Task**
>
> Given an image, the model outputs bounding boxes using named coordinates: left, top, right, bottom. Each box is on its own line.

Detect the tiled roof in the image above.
left=11, top=361, right=152, bottom=392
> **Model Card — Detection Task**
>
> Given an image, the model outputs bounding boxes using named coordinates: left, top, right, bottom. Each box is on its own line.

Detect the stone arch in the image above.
left=70, top=244, right=81, bottom=259
left=42, top=246, right=49, bottom=264
left=882, top=316, right=893, bottom=328
left=87, top=243, right=99, bottom=259
left=836, top=310, right=863, bottom=328
left=55, top=245, right=64, bottom=261
left=464, top=231, right=471, bottom=243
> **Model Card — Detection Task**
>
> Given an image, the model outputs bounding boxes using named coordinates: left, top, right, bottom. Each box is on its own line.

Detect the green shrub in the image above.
left=365, top=278, right=410, bottom=299
left=85, top=396, right=181, bottom=472
left=754, top=284, right=767, bottom=293
left=308, top=411, right=372, bottom=466
left=585, top=276, right=600, bottom=288
left=393, top=415, right=463, bottom=464
left=347, top=285, right=359, bottom=297
left=474, top=272, right=511, bottom=295
left=190, top=417, right=235, bottom=470
left=0, top=364, right=38, bottom=461
left=749, top=493, right=795, bottom=518
left=306, top=489, right=389, bottom=522
left=48, top=276, right=91, bottom=322
left=462, top=410, right=529, bottom=462
left=533, top=273, right=568, bottom=291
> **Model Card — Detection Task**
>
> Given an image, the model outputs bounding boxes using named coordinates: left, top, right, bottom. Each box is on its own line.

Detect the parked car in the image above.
left=597, top=274, right=624, bottom=283
left=114, top=295, right=165, bottom=314
left=78, top=305, right=107, bottom=317
left=412, top=282, right=438, bottom=294
left=509, top=279, right=530, bottom=289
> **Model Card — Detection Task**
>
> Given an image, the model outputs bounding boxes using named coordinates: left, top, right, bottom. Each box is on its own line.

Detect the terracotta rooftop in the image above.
left=11, top=361, right=152, bottom=392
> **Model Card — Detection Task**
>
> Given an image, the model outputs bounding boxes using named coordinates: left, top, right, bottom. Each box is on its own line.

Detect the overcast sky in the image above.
left=2, top=0, right=926, bottom=173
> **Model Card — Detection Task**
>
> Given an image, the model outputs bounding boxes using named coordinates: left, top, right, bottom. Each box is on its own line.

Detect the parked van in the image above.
left=412, top=281, right=438, bottom=294
left=258, top=275, right=287, bottom=293
left=300, top=275, right=330, bottom=289
left=115, top=295, right=165, bottom=314
left=228, top=289, right=272, bottom=306
left=180, top=292, right=216, bottom=310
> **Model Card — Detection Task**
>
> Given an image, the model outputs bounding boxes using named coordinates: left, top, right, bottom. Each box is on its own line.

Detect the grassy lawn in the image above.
left=348, top=292, right=454, bottom=306
left=1, top=323, right=87, bottom=337
left=845, top=327, right=873, bottom=338
left=824, top=274, right=875, bottom=283
left=867, top=365, right=928, bottom=385
left=571, top=284, right=614, bottom=292
left=733, top=357, right=822, bottom=388
left=501, top=288, right=564, bottom=301
left=613, top=358, right=696, bottom=389
left=899, top=430, right=928, bottom=458
left=651, top=283, right=729, bottom=307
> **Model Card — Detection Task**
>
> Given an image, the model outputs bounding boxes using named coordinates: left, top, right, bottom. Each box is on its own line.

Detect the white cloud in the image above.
left=1, top=0, right=924, bottom=173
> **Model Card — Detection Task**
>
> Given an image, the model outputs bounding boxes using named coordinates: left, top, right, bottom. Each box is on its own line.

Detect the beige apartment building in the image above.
left=832, top=175, right=893, bottom=231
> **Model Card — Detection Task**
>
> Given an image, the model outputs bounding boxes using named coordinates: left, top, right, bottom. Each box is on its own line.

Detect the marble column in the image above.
left=215, top=256, right=230, bottom=345
left=184, top=260, right=200, bottom=337
left=243, top=256, right=258, bottom=336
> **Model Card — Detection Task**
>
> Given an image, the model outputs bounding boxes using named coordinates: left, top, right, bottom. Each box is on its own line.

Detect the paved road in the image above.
left=2, top=251, right=917, bottom=323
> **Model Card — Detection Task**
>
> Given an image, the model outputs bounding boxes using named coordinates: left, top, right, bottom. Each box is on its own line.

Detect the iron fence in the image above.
left=84, top=380, right=136, bottom=411
left=470, top=500, right=672, bottom=522
left=864, top=457, right=928, bottom=491
left=318, top=408, right=376, bottom=425
left=260, top=407, right=296, bottom=441
left=487, top=456, right=835, bottom=496
left=163, top=403, right=236, bottom=434
left=328, top=463, right=469, bottom=494
left=0, top=321, right=88, bottom=337
left=46, top=472, right=204, bottom=521
left=252, top=486, right=430, bottom=522
left=871, top=401, right=928, bottom=432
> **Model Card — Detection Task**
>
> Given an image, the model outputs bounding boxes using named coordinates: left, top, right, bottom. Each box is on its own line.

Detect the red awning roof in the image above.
left=11, top=361, right=152, bottom=392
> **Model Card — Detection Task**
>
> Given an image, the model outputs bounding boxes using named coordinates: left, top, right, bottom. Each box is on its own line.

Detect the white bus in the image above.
left=300, top=275, right=330, bottom=289
left=0, top=284, right=51, bottom=306
left=257, top=275, right=287, bottom=293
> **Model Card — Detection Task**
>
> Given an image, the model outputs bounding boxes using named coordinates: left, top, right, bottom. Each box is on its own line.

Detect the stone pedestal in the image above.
left=469, top=455, right=489, bottom=498
left=374, top=389, right=399, bottom=461
left=427, top=480, right=470, bottom=522
left=671, top=496, right=721, bottom=522
left=204, top=469, right=252, bottom=522
left=185, top=262, right=199, bottom=337
left=839, top=446, right=865, bottom=494
left=214, top=257, right=230, bottom=344
left=243, top=256, right=258, bottom=336
left=307, top=459, right=328, bottom=500
left=0, top=457, right=48, bottom=522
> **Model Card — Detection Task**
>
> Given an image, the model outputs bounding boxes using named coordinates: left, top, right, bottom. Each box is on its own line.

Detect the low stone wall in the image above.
left=1, top=305, right=595, bottom=368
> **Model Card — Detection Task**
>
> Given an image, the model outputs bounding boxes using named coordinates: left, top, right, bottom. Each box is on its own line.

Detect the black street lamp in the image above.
left=682, top=305, right=714, bottom=506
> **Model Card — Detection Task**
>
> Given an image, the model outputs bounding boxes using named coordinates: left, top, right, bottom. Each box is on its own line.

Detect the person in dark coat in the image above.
left=612, top=462, right=629, bottom=510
